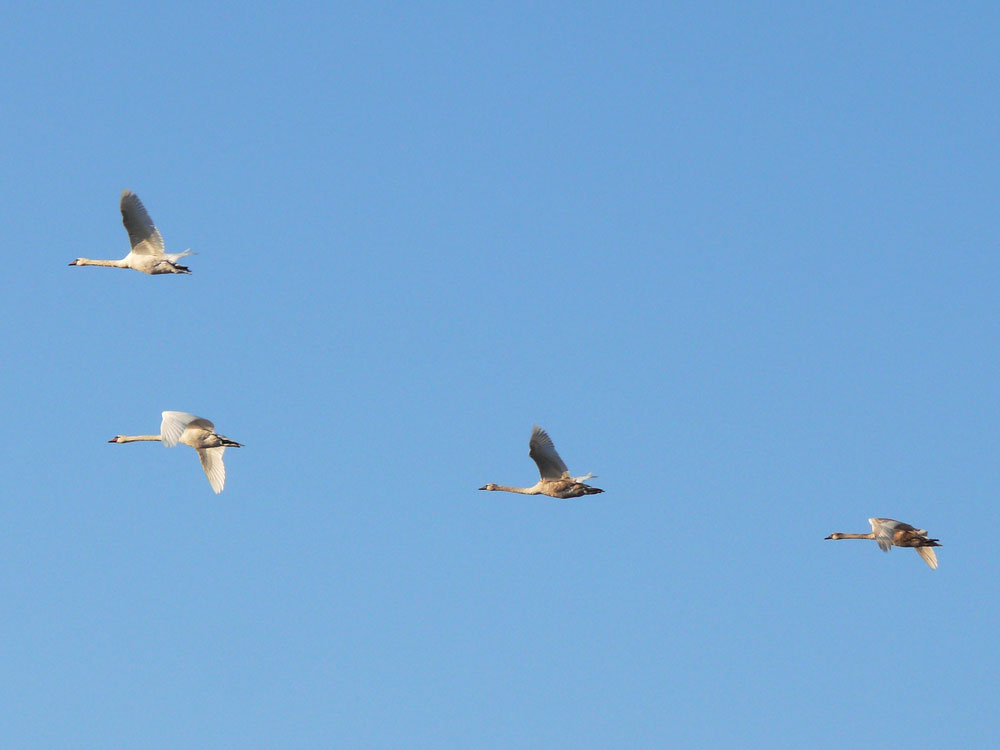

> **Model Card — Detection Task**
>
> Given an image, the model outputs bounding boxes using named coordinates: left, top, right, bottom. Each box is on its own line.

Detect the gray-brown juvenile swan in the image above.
left=109, top=411, right=243, bottom=493
left=479, top=425, right=603, bottom=499
left=825, top=517, right=941, bottom=569
left=69, top=190, right=193, bottom=274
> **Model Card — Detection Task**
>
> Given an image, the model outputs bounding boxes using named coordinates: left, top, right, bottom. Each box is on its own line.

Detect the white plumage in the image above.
left=69, top=190, right=193, bottom=275
left=109, top=411, right=243, bottom=494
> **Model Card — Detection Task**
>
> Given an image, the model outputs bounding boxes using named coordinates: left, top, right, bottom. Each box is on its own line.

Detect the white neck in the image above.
left=114, top=435, right=162, bottom=443
left=75, top=257, right=129, bottom=268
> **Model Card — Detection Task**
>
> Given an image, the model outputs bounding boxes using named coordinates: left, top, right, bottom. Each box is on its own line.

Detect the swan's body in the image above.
left=825, top=517, right=941, bottom=569
left=479, top=425, right=603, bottom=499
left=69, top=190, right=192, bottom=275
left=110, top=411, right=242, bottom=493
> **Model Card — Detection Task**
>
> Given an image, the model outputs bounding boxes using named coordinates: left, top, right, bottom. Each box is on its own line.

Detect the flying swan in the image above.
left=479, top=425, right=603, bottom=499
left=70, top=190, right=193, bottom=274
left=825, top=517, right=941, bottom=569
left=109, top=411, right=243, bottom=493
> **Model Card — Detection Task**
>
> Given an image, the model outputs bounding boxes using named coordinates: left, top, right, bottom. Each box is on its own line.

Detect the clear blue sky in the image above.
left=2, top=1, right=998, bottom=746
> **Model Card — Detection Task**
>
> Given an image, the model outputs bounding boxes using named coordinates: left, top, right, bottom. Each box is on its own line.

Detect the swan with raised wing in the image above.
left=479, top=425, right=603, bottom=499
left=70, top=190, right=193, bottom=274
left=109, top=411, right=242, bottom=493
left=825, top=517, right=941, bottom=569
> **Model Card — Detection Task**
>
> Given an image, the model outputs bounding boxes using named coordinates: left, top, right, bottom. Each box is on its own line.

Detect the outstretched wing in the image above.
left=196, top=447, right=227, bottom=493
left=916, top=546, right=938, bottom=570
left=160, top=411, right=215, bottom=447
left=529, top=425, right=569, bottom=479
left=121, top=190, right=165, bottom=256
left=869, top=518, right=897, bottom=552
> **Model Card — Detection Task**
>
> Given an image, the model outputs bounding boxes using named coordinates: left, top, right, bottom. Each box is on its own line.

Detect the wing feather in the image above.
left=869, top=518, right=895, bottom=552
left=160, top=411, right=206, bottom=447
left=529, top=425, right=569, bottom=479
left=121, top=190, right=165, bottom=256
left=197, top=447, right=226, bottom=494
left=916, top=546, right=939, bottom=570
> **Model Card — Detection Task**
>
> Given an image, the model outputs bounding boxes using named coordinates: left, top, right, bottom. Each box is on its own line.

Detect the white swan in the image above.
left=109, top=411, right=243, bottom=493
left=70, top=190, right=193, bottom=275
left=825, top=517, right=941, bottom=569
left=479, top=425, right=603, bottom=499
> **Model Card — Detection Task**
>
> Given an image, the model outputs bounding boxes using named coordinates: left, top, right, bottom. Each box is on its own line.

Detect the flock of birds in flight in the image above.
left=70, top=190, right=943, bottom=569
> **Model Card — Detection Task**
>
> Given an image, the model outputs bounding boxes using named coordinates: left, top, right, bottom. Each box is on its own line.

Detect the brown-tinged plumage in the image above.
left=479, top=425, right=603, bottom=499
left=825, top=517, right=941, bottom=569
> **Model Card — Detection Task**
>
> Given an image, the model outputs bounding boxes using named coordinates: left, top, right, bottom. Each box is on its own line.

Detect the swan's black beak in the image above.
left=108, top=437, right=118, bottom=443
left=68, top=260, right=77, bottom=265
left=478, top=485, right=488, bottom=490
left=824, top=534, right=834, bottom=540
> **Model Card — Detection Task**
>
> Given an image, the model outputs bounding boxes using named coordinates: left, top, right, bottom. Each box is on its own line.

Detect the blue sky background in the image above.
left=2, top=1, right=998, bottom=746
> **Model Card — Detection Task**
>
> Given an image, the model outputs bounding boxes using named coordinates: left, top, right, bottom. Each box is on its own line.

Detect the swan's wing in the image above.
left=196, top=447, right=226, bottom=493
left=916, top=546, right=938, bottom=570
left=160, top=411, right=209, bottom=447
left=869, top=518, right=896, bottom=552
left=529, top=425, right=569, bottom=479
left=121, top=190, right=165, bottom=256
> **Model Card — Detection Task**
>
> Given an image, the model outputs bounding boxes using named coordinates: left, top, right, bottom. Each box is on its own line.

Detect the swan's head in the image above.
left=68, top=259, right=82, bottom=265
left=108, top=435, right=124, bottom=443
left=479, top=483, right=497, bottom=491
left=825, top=533, right=842, bottom=540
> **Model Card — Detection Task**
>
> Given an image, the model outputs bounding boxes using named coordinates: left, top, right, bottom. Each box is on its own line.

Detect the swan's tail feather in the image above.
left=164, top=250, right=193, bottom=273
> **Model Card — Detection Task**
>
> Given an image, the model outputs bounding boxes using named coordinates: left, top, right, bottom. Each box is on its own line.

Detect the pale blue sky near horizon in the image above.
left=2, top=1, right=999, bottom=746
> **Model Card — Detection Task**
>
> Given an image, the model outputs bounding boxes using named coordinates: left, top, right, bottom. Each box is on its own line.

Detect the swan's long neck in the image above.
left=114, top=435, right=162, bottom=443
left=834, top=533, right=876, bottom=540
left=490, top=484, right=542, bottom=495
left=75, top=258, right=128, bottom=268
